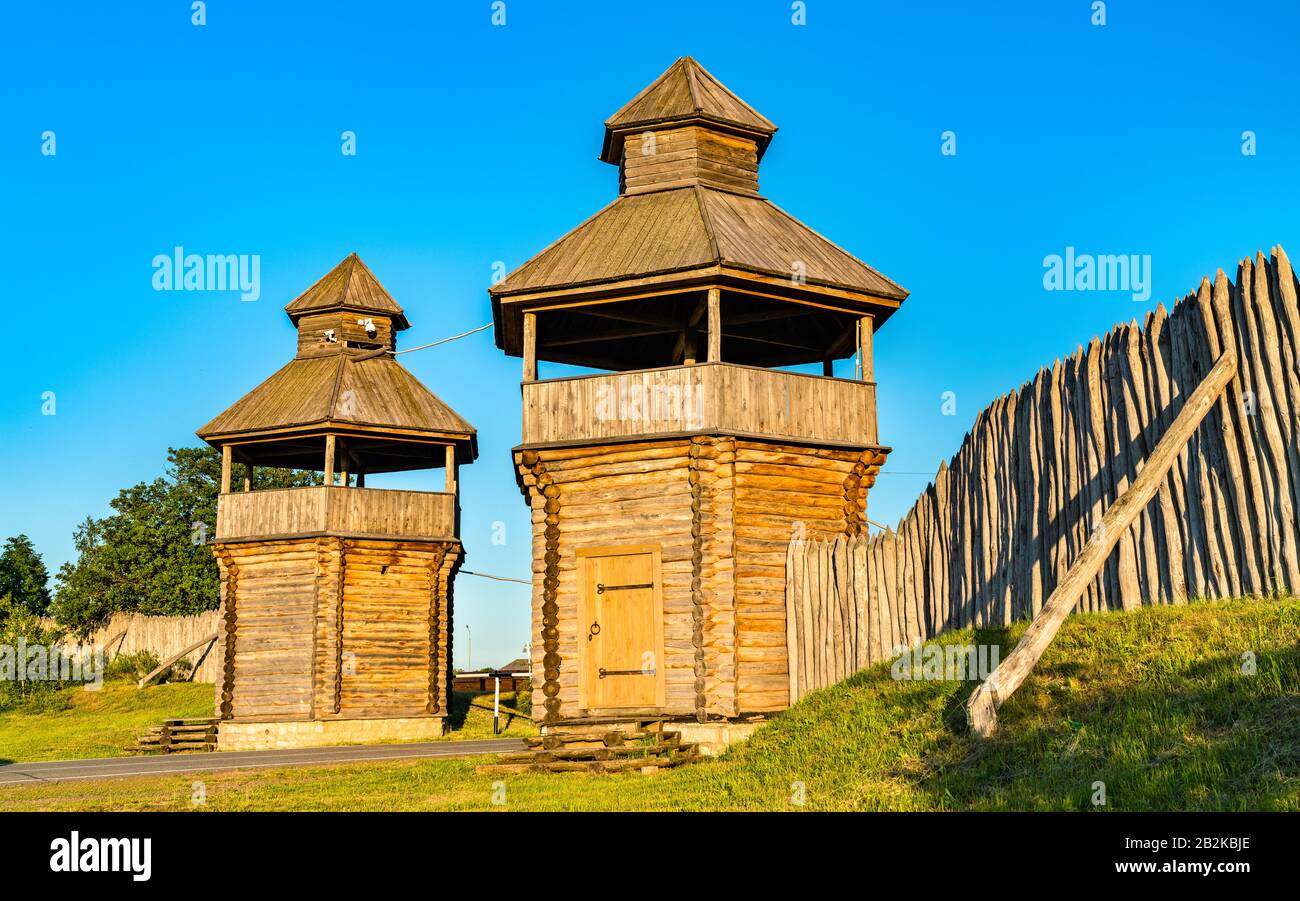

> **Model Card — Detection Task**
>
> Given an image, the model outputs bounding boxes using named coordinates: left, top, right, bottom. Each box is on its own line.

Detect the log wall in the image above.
left=518, top=439, right=698, bottom=722
left=619, top=125, right=760, bottom=196
left=731, top=441, right=885, bottom=712
left=784, top=247, right=1300, bottom=701
left=515, top=437, right=885, bottom=721
left=214, top=536, right=459, bottom=721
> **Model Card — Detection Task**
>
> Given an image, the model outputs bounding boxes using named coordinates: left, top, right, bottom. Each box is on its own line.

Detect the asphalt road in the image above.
left=0, top=738, right=526, bottom=786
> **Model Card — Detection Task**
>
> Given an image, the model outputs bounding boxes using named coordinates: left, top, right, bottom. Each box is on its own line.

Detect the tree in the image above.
left=0, top=535, right=52, bottom=616
left=52, top=446, right=318, bottom=634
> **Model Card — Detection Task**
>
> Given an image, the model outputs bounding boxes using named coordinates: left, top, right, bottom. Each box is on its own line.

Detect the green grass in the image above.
left=0, top=682, right=214, bottom=763
left=443, top=690, right=537, bottom=741
left=0, top=597, right=1296, bottom=811
left=0, top=682, right=534, bottom=765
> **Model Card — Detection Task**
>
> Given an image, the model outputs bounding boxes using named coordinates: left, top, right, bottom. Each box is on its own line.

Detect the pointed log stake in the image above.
left=966, top=350, right=1237, bottom=738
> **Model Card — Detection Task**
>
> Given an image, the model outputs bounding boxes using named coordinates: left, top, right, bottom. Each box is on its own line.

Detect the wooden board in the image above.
left=577, top=546, right=665, bottom=710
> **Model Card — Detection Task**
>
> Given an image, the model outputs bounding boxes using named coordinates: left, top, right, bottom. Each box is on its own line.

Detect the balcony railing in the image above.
left=521, top=361, right=878, bottom=447
left=216, top=485, right=456, bottom=542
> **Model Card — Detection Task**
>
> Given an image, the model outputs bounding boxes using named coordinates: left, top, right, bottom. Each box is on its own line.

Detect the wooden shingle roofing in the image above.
left=494, top=58, right=906, bottom=311
left=200, top=253, right=475, bottom=459
left=284, top=252, right=410, bottom=330
left=490, top=184, right=907, bottom=301
left=600, top=57, right=777, bottom=164
left=197, top=352, right=476, bottom=444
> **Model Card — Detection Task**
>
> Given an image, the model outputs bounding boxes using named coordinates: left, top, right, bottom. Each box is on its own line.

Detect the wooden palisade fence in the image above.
left=54, top=611, right=223, bottom=683
left=786, top=247, right=1300, bottom=702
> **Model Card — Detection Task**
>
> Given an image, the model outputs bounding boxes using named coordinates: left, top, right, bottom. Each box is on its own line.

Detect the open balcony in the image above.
left=520, top=361, right=878, bottom=448
left=216, top=485, right=457, bottom=543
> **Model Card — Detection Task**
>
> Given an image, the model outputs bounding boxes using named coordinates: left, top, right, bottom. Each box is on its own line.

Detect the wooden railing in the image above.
left=216, top=486, right=456, bottom=541
left=521, top=362, right=878, bottom=447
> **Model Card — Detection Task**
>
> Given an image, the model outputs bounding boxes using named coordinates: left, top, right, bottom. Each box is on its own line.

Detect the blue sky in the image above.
left=2, top=1, right=1297, bottom=669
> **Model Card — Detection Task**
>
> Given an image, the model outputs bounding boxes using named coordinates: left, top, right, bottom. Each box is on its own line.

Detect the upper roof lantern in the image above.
left=599, top=56, right=777, bottom=165
left=285, top=252, right=411, bottom=331
left=490, top=58, right=908, bottom=371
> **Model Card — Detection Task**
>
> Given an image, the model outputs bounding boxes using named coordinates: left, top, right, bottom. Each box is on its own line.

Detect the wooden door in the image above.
left=578, top=545, right=665, bottom=710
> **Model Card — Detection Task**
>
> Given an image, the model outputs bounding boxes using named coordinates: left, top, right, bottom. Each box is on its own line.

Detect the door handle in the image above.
left=588, top=621, right=601, bottom=641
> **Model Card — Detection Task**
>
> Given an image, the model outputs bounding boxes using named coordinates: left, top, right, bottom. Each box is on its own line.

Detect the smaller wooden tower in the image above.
left=492, top=58, right=908, bottom=741
left=197, top=254, right=476, bottom=750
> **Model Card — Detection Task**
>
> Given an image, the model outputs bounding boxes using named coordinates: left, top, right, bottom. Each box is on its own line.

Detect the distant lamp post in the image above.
left=493, top=672, right=501, bottom=735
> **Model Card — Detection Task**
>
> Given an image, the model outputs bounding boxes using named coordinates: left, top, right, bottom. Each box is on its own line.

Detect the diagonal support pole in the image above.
left=137, top=632, right=220, bottom=689
left=967, top=350, right=1237, bottom=738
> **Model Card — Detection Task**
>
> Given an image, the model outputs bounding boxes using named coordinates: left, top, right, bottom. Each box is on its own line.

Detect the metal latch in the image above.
left=596, top=582, right=654, bottom=594
left=598, top=668, right=656, bottom=679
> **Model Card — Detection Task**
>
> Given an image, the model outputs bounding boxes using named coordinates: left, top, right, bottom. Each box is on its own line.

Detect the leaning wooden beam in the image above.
left=137, top=632, right=220, bottom=689
left=966, top=350, right=1237, bottom=738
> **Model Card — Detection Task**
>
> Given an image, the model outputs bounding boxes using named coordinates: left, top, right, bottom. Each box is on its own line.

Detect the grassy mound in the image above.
left=711, top=596, right=1299, bottom=810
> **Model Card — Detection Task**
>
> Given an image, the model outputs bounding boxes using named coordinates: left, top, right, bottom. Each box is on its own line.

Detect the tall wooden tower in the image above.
left=198, top=253, right=476, bottom=750
left=490, top=58, right=908, bottom=734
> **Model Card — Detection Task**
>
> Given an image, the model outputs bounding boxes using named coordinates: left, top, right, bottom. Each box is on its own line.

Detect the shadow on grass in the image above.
left=445, top=690, right=525, bottom=734
left=939, top=624, right=1015, bottom=735
left=920, top=644, right=1300, bottom=810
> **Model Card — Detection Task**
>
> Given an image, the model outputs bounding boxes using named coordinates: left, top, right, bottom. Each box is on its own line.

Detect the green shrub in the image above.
left=0, top=594, right=82, bottom=713
left=104, top=650, right=193, bottom=685
left=104, top=650, right=160, bottom=682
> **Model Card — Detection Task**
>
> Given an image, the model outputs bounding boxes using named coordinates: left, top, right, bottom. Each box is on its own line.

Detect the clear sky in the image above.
left=2, top=1, right=1297, bottom=670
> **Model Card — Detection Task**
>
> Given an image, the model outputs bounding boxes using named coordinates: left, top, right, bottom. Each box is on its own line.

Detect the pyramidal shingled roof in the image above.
left=600, top=57, right=778, bottom=164
left=284, top=253, right=409, bottom=329
left=196, top=353, right=475, bottom=442
left=491, top=185, right=907, bottom=301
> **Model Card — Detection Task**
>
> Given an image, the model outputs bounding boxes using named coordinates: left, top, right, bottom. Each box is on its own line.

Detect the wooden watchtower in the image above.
left=197, top=253, right=476, bottom=750
left=491, top=58, right=908, bottom=732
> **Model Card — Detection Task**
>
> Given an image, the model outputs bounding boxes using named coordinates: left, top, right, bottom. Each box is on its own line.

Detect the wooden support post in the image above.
left=706, top=288, right=721, bottom=363
left=682, top=330, right=698, bottom=366
left=857, top=315, right=874, bottom=383
left=356, top=471, right=365, bottom=488
left=444, top=444, right=457, bottom=495
left=823, top=359, right=834, bottom=377
left=243, top=462, right=252, bottom=493
left=220, top=445, right=232, bottom=494
left=324, top=434, right=336, bottom=486
left=966, top=350, right=1238, bottom=738
left=522, top=312, right=537, bottom=382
